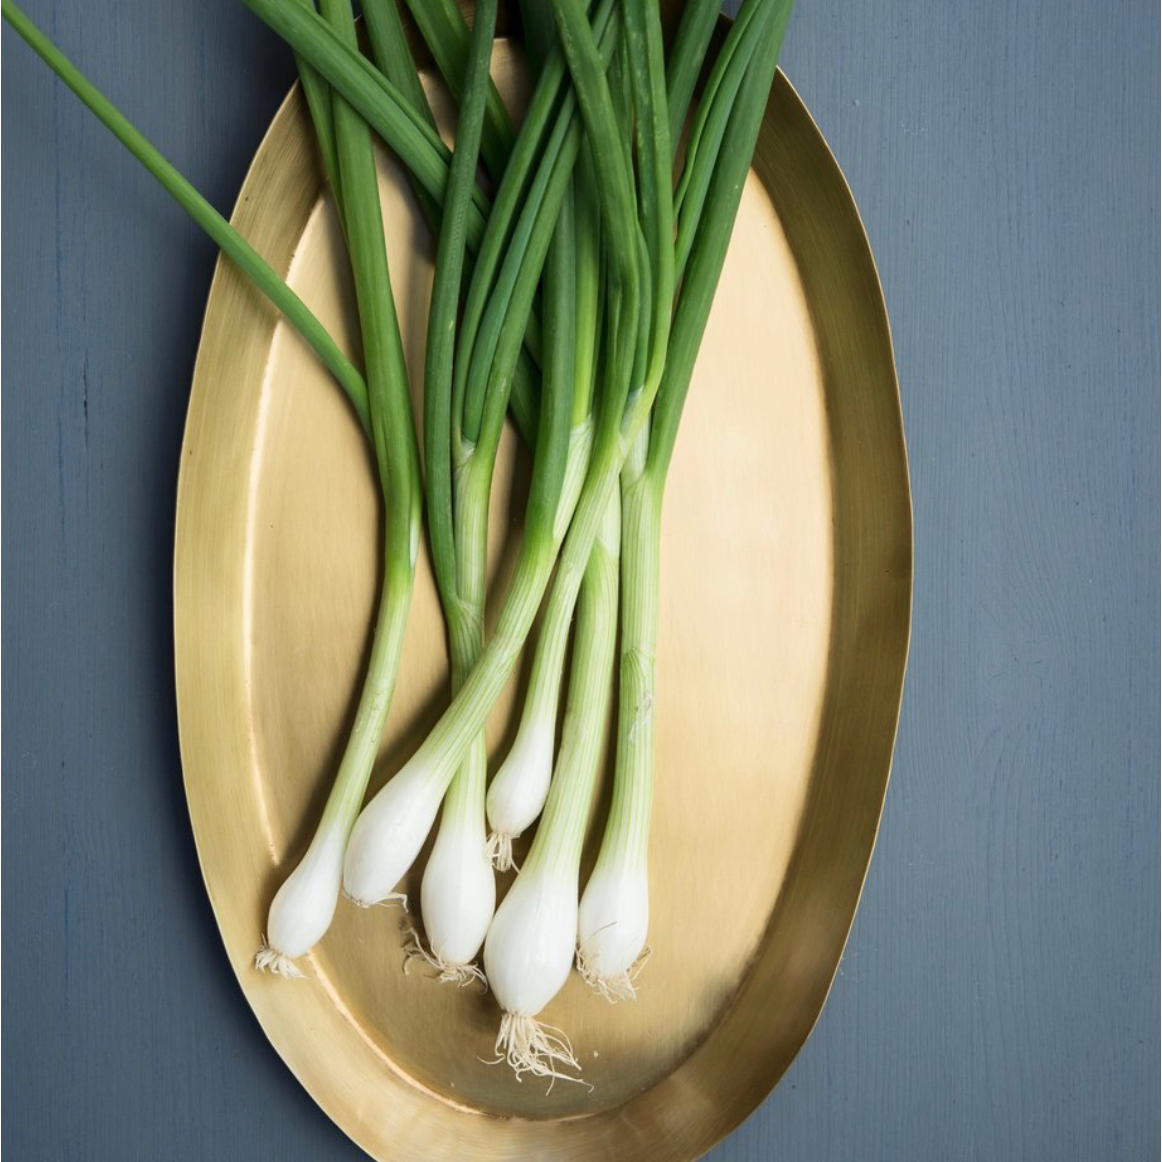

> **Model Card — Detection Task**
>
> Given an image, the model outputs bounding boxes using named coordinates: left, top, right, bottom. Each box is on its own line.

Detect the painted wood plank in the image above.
left=2, top=1, right=1157, bottom=1158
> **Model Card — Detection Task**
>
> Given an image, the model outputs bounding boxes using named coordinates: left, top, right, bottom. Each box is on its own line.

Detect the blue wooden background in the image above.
left=3, top=1, right=1158, bottom=1158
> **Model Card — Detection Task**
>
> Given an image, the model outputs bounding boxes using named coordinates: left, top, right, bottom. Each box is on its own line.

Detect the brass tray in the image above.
left=174, top=29, right=911, bottom=1162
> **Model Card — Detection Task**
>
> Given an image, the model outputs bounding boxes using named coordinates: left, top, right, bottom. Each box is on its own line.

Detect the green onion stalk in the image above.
left=257, top=0, right=423, bottom=977
left=361, top=0, right=544, bottom=442
left=475, top=0, right=670, bottom=1078
left=482, top=0, right=603, bottom=872
left=399, top=0, right=515, bottom=179
left=341, top=0, right=640, bottom=912
left=484, top=0, right=669, bottom=868
left=240, top=0, right=564, bottom=431
left=483, top=140, right=602, bottom=871
left=0, top=0, right=373, bottom=436
left=399, top=0, right=500, bottom=986
left=403, top=0, right=604, bottom=985
left=578, top=0, right=796, bottom=1000
left=483, top=488, right=620, bottom=1083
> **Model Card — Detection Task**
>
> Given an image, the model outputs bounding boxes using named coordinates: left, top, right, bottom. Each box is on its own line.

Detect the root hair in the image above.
left=484, top=1013, right=592, bottom=1093
left=254, top=942, right=306, bottom=980
left=402, top=928, right=487, bottom=991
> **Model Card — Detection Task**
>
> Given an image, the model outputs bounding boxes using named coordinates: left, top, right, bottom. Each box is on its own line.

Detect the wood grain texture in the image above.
left=2, top=1, right=1157, bottom=1160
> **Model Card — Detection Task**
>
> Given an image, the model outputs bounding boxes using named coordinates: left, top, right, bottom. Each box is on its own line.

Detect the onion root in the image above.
left=485, top=831, right=520, bottom=872
left=487, top=1013, right=591, bottom=1090
left=254, top=943, right=307, bottom=979
left=403, top=929, right=487, bottom=990
left=576, top=944, right=652, bottom=1003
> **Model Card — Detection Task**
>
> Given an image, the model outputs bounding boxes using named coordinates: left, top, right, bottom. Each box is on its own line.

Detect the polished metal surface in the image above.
left=173, top=31, right=910, bottom=1161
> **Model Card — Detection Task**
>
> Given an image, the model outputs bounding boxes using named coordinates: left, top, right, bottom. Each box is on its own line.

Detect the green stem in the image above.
left=312, top=0, right=421, bottom=832
left=673, top=0, right=768, bottom=286
left=549, top=0, right=639, bottom=467
left=648, top=0, right=794, bottom=481
left=317, top=558, right=415, bottom=832
left=623, top=0, right=673, bottom=406
left=525, top=490, right=620, bottom=881
left=0, top=0, right=371, bottom=435
left=466, top=118, right=590, bottom=544
left=425, top=0, right=498, bottom=863
left=589, top=445, right=660, bottom=875
left=570, top=143, right=602, bottom=425
left=423, top=0, right=497, bottom=615
left=290, top=2, right=343, bottom=212
left=436, top=466, right=490, bottom=843
left=458, top=99, right=581, bottom=448
left=361, top=0, right=444, bottom=235
left=455, top=0, right=619, bottom=449
left=442, top=0, right=617, bottom=456
left=360, top=0, right=540, bottom=447
left=241, top=0, right=491, bottom=237
left=363, top=0, right=438, bottom=133
left=665, top=0, right=722, bottom=148
left=400, top=0, right=515, bottom=178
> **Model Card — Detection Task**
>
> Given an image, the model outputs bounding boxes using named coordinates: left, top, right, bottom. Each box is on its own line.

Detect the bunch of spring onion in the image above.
left=3, top=0, right=795, bottom=1085
left=340, top=0, right=793, bottom=1080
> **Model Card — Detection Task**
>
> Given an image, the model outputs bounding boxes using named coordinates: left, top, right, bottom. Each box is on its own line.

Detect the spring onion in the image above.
left=484, top=490, right=620, bottom=1081
left=483, top=35, right=606, bottom=873
left=339, top=1, right=627, bottom=909
left=484, top=0, right=668, bottom=860
left=257, top=0, right=423, bottom=976
left=405, top=0, right=499, bottom=986
left=578, top=0, right=795, bottom=999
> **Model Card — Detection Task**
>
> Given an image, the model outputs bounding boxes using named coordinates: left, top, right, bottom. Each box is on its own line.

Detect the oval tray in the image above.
left=174, top=27, right=910, bottom=1162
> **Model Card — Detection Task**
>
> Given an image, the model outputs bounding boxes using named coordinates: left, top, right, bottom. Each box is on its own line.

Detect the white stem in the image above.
left=484, top=862, right=581, bottom=1019
left=485, top=715, right=556, bottom=860
left=577, top=459, right=661, bottom=992
left=483, top=492, right=620, bottom=1082
left=485, top=422, right=598, bottom=856
left=413, top=465, right=495, bottom=977
left=418, top=738, right=494, bottom=967
left=255, top=551, right=414, bottom=974
left=255, top=827, right=348, bottom=977
left=341, top=757, right=446, bottom=906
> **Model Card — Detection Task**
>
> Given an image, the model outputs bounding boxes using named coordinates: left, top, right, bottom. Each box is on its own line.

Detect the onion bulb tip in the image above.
left=254, top=943, right=307, bottom=980
left=576, top=943, right=652, bottom=1004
